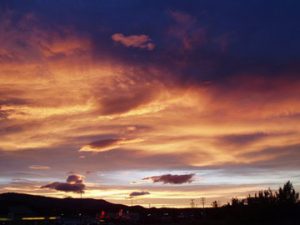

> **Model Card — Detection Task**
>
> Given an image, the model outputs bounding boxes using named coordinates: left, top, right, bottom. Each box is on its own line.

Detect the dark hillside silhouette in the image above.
left=0, top=192, right=138, bottom=216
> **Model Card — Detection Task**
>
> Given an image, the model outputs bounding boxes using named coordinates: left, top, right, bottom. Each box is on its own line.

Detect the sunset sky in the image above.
left=1, top=0, right=300, bottom=208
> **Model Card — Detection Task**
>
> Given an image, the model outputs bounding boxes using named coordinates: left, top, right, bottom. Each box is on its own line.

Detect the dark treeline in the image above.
left=229, top=181, right=299, bottom=207
left=202, top=181, right=300, bottom=225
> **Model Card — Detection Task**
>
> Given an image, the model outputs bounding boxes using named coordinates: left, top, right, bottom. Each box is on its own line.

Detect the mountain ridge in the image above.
left=0, top=192, right=144, bottom=216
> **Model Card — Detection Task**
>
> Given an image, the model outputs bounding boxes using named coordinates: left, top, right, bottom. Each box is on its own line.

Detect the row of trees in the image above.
left=230, top=181, right=299, bottom=207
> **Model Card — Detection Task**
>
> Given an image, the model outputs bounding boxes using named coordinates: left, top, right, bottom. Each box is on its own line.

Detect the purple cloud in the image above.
left=143, top=173, right=195, bottom=184
left=129, top=191, right=150, bottom=198
left=112, top=33, right=155, bottom=50
left=41, top=174, right=85, bottom=193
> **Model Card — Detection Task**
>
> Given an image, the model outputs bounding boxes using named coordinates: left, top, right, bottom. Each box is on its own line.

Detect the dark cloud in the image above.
left=87, top=139, right=119, bottom=149
left=218, top=131, right=296, bottom=148
left=219, top=132, right=269, bottom=147
left=167, top=10, right=207, bottom=51
left=42, top=182, right=85, bottom=194
left=41, top=174, right=85, bottom=193
left=129, top=191, right=150, bottom=198
left=143, top=173, right=195, bottom=184
left=241, top=144, right=300, bottom=164
left=0, top=98, right=29, bottom=106
left=80, top=137, right=140, bottom=152
left=0, top=125, right=23, bottom=136
left=2, top=0, right=300, bottom=85
left=99, top=89, right=155, bottom=115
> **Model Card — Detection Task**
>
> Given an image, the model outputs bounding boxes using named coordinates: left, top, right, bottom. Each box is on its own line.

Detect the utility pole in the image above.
left=79, top=191, right=83, bottom=225
left=201, top=197, right=205, bottom=208
left=190, top=199, right=195, bottom=208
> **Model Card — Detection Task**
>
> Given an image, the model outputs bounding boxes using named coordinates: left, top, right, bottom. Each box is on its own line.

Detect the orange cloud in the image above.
left=29, top=165, right=50, bottom=170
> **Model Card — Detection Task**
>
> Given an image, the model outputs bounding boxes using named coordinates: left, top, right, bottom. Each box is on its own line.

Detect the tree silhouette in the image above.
left=231, top=198, right=245, bottom=207
left=246, top=181, right=299, bottom=206
left=276, top=181, right=299, bottom=205
left=211, top=200, right=219, bottom=208
left=247, top=188, right=276, bottom=206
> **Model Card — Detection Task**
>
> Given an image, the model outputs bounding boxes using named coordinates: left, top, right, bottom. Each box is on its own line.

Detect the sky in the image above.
left=0, top=0, right=300, bottom=208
